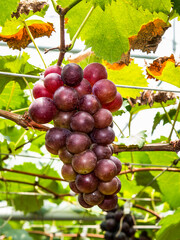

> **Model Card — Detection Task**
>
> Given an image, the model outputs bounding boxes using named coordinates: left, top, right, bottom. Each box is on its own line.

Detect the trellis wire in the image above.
left=1, top=71, right=180, bottom=93
left=0, top=152, right=179, bottom=168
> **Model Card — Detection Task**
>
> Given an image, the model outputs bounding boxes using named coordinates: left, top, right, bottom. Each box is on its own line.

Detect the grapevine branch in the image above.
left=0, top=110, right=50, bottom=131
left=1, top=109, right=180, bottom=153
left=0, top=167, right=179, bottom=184
left=0, top=177, right=74, bottom=199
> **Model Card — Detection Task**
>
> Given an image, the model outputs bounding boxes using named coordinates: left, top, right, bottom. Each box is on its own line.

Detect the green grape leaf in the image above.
left=152, top=109, right=177, bottom=133
left=155, top=172, right=180, bottom=209
left=135, top=171, right=161, bottom=192
left=13, top=195, right=44, bottom=214
left=65, top=0, right=169, bottom=63
left=106, top=61, right=148, bottom=98
left=117, top=130, right=147, bottom=148
left=125, top=0, right=172, bottom=14
left=147, top=151, right=178, bottom=165
left=171, top=0, right=180, bottom=16
left=0, top=0, right=20, bottom=26
left=0, top=52, right=43, bottom=93
left=156, top=209, right=180, bottom=240
left=0, top=219, right=33, bottom=239
left=0, top=81, right=29, bottom=110
left=88, top=0, right=113, bottom=11
left=118, top=151, right=151, bottom=165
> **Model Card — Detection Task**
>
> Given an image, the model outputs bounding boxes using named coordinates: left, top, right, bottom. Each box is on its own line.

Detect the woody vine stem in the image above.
left=51, top=0, right=94, bottom=66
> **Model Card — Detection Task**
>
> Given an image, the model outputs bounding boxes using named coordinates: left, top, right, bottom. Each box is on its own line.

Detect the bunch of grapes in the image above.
left=100, top=207, right=136, bottom=240
left=28, top=62, right=123, bottom=211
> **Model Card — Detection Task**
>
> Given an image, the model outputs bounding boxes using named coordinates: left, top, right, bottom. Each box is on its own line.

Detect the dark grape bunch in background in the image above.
left=100, top=207, right=136, bottom=240
left=28, top=62, right=123, bottom=211
left=100, top=206, right=153, bottom=240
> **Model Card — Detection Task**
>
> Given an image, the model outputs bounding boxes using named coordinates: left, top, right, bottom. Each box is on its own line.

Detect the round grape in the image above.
left=29, top=97, right=57, bottom=124
left=61, top=63, right=83, bottom=86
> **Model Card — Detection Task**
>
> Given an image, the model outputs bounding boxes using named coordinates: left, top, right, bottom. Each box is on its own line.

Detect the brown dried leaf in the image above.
left=129, top=90, right=176, bottom=108
left=146, top=54, right=176, bottom=80
left=129, top=19, right=170, bottom=53
left=11, top=0, right=48, bottom=18
left=0, top=22, right=54, bottom=50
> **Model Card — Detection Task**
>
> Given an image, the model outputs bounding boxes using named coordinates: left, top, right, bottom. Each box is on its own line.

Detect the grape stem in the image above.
left=67, top=6, right=95, bottom=51
left=161, top=102, right=180, bottom=140
left=23, top=21, right=47, bottom=69
left=0, top=177, right=73, bottom=199
left=168, top=100, right=180, bottom=142
left=57, top=15, right=66, bottom=66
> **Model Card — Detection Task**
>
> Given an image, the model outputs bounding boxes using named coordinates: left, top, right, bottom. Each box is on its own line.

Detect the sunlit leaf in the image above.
left=156, top=209, right=180, bottom=240
left=64, top=0, right=170, bottom=63
left=0, top=0, right=20, bottom=26
left=146, top=55, right=180, bottom=88
left=106, top=61, right=148, bottom=98
left=0, top=19, right=54, bottom=50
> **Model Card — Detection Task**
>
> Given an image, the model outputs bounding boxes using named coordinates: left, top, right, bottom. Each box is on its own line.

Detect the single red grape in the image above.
left=44, top=65, right=62, bottom=77
left=44, top=73, right=63, bottom=93
left=74, top=78, right=92, bottom=97
left=61, top=63, right=83, bottom=86
left=83, top=63, right=107, bottom=86
left=53, top=86, right=79, bottom=111
left=33, top=80, right=53, bottom=99
left=92, top=79, right=117, bottom=104
left=102, top=92, right=123, bottom=112
left=29, top=97, right=57, bottom=124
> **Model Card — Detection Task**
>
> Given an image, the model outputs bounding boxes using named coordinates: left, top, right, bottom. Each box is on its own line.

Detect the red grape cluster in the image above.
left=100, top=207, right=136, bottom=240
left=29, top=62, right=123, bottom=211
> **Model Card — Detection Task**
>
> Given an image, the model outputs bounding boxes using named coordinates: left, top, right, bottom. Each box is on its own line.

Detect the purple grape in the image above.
left=78, top=193, right=92, bottom=208
left=70, top=111, right=94, bottom=133
left=83, top=63, right=107, bottom=86
left=44, top=65, right=62, bottom=77
left=45, top=127, right=71, bottom=151
left=69, top=181, right=81, bottom=193
left=79, top=94, right=101, bottom=115
left=61, top=164, right=77, bottom=182
left=98, top=177, right=119, bottom=195
left=53, top=86, right=79, bottom=111
left=61, top=63, right=83, bottom=86
left=44, top=73, right=63, bottom=93
left=91, top=127, right=115, bottom=145
left=83, top=190, right=104, bottom=206
left=58, top=147, right=73, bottom=164
left=72, top=150, right=97, bottom=174
left=53, top=110, right=76, bottom=129
left=93, top=108, right=113, bottom=129
left=29, top=97, right=57, bottom=124
left=75, top=172, right=99, bottom=193
left=110, top=156, right=122, bottom=174
left=94, top=159, right=117, bottom=182
left=66, top=132, right=91, bottom=154
left=98, top=194, right=118, bottom=211
left=92, top=79, right=117, bottom=104
left=91, top=144, right=112, bottom=160
left=74, top=78, right=92, bottom=97
left=33, top=80, right=53, bottom=99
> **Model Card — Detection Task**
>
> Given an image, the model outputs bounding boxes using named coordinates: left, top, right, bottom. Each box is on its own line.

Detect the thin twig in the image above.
left=119, top=167, right=180, bottom=175
left=168, top=100, right=180, bottom=142
left=133, top=204, right=161, bottom=219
